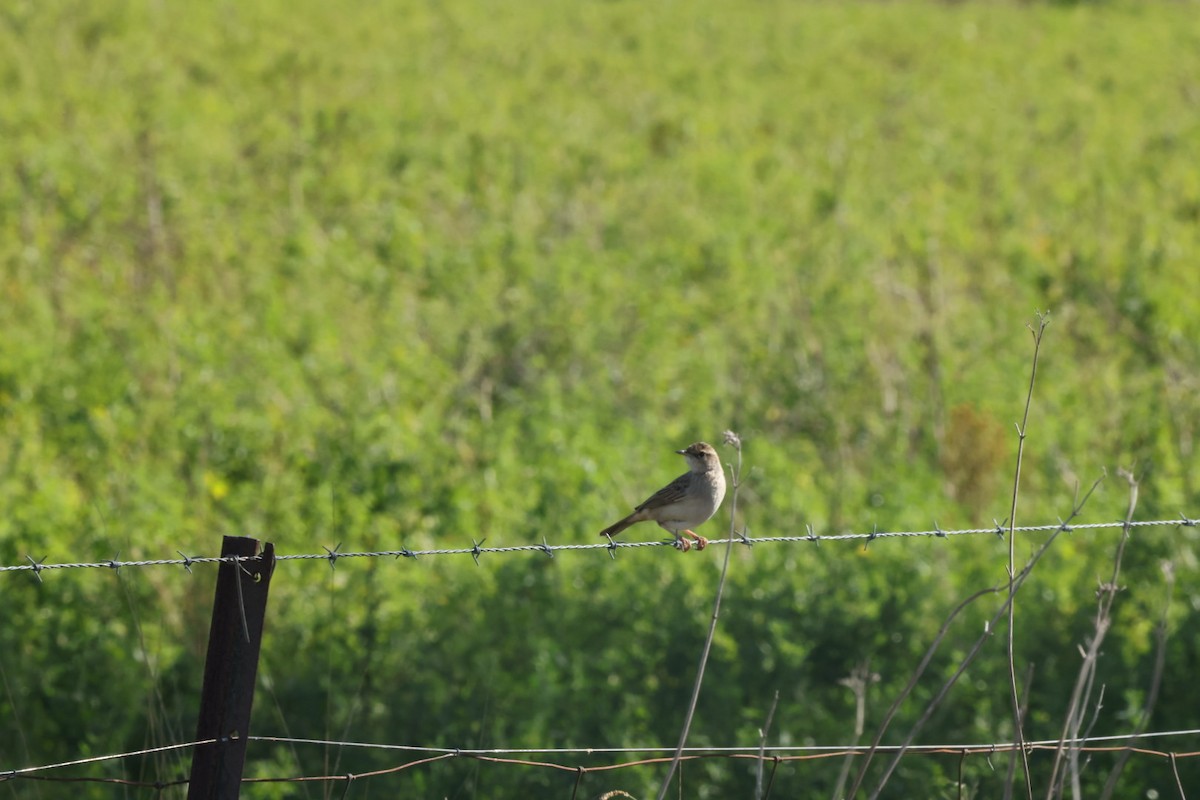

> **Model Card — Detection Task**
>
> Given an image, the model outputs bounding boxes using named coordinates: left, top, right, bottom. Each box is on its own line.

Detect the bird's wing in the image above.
left=634, top=473, right=690, bottom=512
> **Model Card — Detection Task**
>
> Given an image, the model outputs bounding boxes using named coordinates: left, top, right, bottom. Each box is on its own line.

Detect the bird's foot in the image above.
left=683, top=530, right=708, bottom=551
left=670, top=534, right=692, bottom=552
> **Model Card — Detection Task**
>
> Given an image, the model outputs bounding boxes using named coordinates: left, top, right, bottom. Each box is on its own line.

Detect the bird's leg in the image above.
left=681, top=530, right=708, bottom=551
left=672, top=533, right=692, bottom=552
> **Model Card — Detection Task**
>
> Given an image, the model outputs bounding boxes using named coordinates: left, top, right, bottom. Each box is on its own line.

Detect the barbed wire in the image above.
left=0, top=516, right=1195, bottom=577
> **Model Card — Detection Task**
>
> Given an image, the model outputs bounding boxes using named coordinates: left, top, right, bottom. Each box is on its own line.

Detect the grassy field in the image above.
left=2, top=0, right=1200, bottom=797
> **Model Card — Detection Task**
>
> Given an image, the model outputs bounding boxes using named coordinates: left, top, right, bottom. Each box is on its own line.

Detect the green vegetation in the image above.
left=2, top=0, right=1199, bottom=796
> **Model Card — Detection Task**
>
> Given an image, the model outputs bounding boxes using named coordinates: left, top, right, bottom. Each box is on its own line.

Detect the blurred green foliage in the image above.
left=2, top=0, right=1199, bottom=797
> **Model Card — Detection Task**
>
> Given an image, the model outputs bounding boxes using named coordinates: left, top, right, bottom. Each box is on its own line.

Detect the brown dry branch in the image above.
left=847, top=585, right=1001, bottom=798
left=755, top=689, right=781, bottom=800
left=1097, top=562, right=1176, bottom=797
left=1045, top=470, right=1139, bottom=799
left=832, top=662, right=878, bottom=800
left=1169, top=753, right=1188, bottom=800
left=1003, top=663, right=1036, bottom=800
left=848, top=317, right=1076, bottom=800
left=859, top=475, right=1105, bottom=800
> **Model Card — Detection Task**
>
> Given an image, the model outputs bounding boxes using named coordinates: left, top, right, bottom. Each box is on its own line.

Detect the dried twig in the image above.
left=1046, top=470, right=1139, bottom=799
left=1098, top=559, right=1175, bottom=799
left=1007, top=312, right=1049, bottom=800
left=655, top=431, right=744, bottom=800
left=852, top=317, right=1079, bottom=799
left=1004, top=663, right=1037, bottom=800
left=755, top=689, right=780, bottom=800
left=861, top=476, right=1101, bottom=800
left=832, top=662, right=877, bottom=800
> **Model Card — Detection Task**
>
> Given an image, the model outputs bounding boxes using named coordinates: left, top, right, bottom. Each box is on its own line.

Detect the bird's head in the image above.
left=676, top=441, right=720, bottom=472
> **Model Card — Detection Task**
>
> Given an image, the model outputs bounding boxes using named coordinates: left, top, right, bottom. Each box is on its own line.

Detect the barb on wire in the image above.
left=1, top=518, right=1195, bottom=576
left=25, top=555, right=46, bottom=583
left=323, top=543, right=343, bottom=570
left=603, top=533, right=617, bottom=559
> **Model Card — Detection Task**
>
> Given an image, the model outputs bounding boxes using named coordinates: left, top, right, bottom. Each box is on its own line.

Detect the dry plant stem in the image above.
left=1045, top=471, right=1138, bottom=800
left=1070, top=682, right=1107, bottom=795
left=1098, top=560, right=1174, bottom=799
left=764, top=759, right=782, bottom=799
left=1007, top=313, right=1049, bottom=800
left=1169, top=753, right=1187, bottom=800
left=1004, top=663, right=1037, bottom=800
left=832, top=663, right=876, bottom=800
left=755, top=690, right=780, bottom=800
left=848, top=585, right=999, bottom=797
left=655, top=433, right=743, bottom=800
left=857, top=476, right=1102, bottom=800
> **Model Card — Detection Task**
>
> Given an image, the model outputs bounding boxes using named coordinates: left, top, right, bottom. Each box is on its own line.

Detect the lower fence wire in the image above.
left=5, top=730, right=1200, bottom=788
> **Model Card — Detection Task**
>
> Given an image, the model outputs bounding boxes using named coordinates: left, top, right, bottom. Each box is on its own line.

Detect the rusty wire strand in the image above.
left=5, top=735, right=1200, bottom=789
left=246, top=727, right=1200, bottom=756
left=7, top=728, right=1200, bottom=782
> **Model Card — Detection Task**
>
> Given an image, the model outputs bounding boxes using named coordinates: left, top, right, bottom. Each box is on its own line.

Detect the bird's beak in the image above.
left=675, top=449, right=687, bottom=455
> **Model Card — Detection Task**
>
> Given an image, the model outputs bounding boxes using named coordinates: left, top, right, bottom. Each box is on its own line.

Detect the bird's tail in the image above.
left=599, top=515, right=636, bottom=539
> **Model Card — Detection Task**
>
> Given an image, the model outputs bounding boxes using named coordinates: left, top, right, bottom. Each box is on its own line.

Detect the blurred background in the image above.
left=2, top=0, right=1198, bottom=797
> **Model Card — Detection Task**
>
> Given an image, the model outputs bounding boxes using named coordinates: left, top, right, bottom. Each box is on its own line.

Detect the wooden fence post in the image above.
left=186, top=536, right=275, bottom=800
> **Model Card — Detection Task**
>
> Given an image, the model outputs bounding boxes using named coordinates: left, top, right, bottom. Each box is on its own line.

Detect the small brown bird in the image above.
left=599, top=442, right=727, bottom=551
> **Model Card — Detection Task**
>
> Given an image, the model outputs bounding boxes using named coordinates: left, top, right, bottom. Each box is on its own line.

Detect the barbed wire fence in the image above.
left=2, top=516, right=1195, bottom=576
left=3, top=515, right=1198, bottom=798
